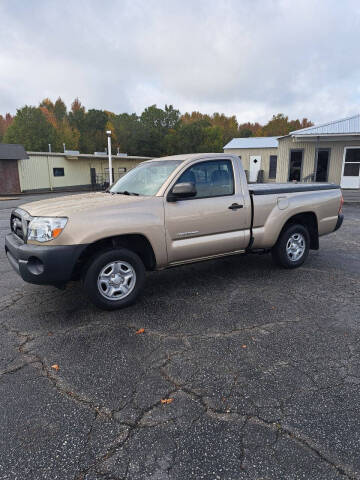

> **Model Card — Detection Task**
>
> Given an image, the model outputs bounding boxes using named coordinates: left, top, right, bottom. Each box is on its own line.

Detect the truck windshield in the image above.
left=109, top=160, right=182, bottom=196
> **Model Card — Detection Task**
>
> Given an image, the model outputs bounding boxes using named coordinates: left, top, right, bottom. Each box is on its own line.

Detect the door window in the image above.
left=289, top=151, right=303, bottom=181
left=175, top=160, right=234, bottom=199
left=315, top=149, right=330, bottom=182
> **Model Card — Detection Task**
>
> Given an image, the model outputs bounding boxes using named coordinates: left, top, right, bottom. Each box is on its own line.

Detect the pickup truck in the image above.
left=5, top=153, right=344, bottom=310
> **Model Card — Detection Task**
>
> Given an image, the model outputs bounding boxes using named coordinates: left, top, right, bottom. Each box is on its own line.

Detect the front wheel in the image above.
left=271, top=224, right=310, bottom=269
left=83, top=248, right=145, bottom=310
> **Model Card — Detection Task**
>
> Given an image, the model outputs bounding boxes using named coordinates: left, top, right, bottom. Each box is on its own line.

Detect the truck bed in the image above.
left=249, top=183, right=340, bottom=195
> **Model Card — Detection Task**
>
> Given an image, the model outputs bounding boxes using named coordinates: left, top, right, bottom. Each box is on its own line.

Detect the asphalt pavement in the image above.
left=0, top=193, right=360, bottom=479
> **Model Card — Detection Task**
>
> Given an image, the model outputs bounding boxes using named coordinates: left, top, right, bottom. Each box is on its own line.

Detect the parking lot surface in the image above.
left=0, top=194, right=359, bottom=479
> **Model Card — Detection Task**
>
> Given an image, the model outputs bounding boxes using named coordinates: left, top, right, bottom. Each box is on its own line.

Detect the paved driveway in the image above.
left=0, top=195, right=359, bottom=479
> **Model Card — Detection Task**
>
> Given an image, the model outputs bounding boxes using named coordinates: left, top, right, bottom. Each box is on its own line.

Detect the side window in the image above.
left=53, top=167, right=64, bottom=177
left=176, top=160, right=234, bottom=199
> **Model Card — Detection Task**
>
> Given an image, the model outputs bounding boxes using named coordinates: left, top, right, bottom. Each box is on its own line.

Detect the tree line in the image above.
left=0, top=98, right=313, bottom=156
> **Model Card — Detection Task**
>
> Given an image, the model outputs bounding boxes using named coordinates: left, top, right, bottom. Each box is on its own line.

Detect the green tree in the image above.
left=112, top=113, right=140, bottom=154
left=3, top=106, right=56, bottom=151
left=53, top=97, right=67, bottom=122
left=198, top=125, right=223, bottom=152
left=165, top=119, right=211, bottom=154
left=136, top=104, right=181, bottom=156
left=81, top=109, right=108, bottom=153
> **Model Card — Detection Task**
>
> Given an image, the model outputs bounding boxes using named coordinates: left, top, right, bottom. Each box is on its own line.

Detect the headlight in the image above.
left=27, top=217, right=68, bottom=243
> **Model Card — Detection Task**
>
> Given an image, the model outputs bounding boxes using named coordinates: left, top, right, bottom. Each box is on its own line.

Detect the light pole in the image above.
left=106, top=130, right=113, bottom=185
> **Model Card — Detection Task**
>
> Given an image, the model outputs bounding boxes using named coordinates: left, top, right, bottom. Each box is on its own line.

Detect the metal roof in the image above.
left=290, top=114, right=360, bottom=136
left=224, top=137, right=279, bottom=149
left=0, top=144, right=28, bottom=160
left=27, top=151, right=152, bottom=160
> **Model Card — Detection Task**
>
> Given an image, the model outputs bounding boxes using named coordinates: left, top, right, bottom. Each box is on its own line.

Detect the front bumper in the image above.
left=5, top=232, right=87, bottom=286
left=334, top=213, right=344, bottom=232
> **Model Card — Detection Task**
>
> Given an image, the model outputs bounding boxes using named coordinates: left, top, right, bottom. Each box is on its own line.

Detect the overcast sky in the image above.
left=1, top=0, right=360, bottom=124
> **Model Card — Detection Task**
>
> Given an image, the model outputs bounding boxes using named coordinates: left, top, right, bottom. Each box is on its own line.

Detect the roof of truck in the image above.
left=146, top=153, right=239, bottom=162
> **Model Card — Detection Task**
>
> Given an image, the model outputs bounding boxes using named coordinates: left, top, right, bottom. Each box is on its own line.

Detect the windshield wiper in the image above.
left=115, top=190, right=139, bottom=196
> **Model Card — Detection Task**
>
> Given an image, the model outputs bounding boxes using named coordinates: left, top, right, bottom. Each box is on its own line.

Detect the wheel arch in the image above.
left=278, top=212, right=319, bottom=250
left=72, top=233, right=157, bottom=280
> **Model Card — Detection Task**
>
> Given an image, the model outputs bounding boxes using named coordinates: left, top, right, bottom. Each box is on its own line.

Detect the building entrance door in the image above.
left=341, top=148, right=360, bottom=189
left=249, top=155, right=261, bottom=182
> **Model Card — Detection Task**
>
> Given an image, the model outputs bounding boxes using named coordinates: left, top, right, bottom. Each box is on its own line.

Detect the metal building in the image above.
left=16, top=152, right=151, bottom=193
left=223, top=137, right=279, bottom=183
left=224, top=113, right=360, bottom=188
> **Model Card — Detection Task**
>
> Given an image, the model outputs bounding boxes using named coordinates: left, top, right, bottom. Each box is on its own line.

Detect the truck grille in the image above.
left=10, top=209, right=31, bottom=242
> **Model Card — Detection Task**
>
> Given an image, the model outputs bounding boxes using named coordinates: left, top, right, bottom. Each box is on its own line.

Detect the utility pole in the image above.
left=106, top=130, right=113, bottom=185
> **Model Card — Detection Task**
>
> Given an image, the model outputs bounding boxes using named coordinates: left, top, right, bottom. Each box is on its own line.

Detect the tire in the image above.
left=83, top=248, right=145, bottom=310
left=271, top=224, right=310, bottom=269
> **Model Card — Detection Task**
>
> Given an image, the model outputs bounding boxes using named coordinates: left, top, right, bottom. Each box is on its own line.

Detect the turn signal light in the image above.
left=52, top=228, right=63, bottom=238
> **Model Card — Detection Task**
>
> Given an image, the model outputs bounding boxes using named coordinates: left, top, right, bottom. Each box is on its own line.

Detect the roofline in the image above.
left=223, top=145, right=278, bottom=149
left=290, top=113, right=360, bottom=134
left=27, top=151, right=152, bottom=160
left=223, top=136, right=279, bottom=149
left=291, top=132, right=360, bottom=137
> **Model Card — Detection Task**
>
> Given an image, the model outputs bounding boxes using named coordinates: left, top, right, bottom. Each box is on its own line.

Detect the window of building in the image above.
left=315, top=149, right=330, bottom=182
left=288, top=150, right=303, bottom=181
left=53, top=167, right=64, bottom=177
left=269, top=155, right=277, bottom=179
left=118, top=167, right=127, bottom=173
left=175, top=160, right=234, bottom=199
left=343, top=148, right=360, bottom=176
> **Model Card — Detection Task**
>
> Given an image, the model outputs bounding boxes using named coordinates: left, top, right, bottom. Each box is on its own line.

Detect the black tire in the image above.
left=83, top=248, right=145, bottom=310
left=271, top=224, right=310, bottom=269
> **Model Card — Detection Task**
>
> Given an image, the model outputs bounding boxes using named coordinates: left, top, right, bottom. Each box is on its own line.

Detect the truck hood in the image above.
left=20, top=192, right=148, bottom=217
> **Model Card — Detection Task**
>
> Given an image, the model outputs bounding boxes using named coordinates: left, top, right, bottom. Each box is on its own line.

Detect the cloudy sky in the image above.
left=1, top=0, right=360, bottom=124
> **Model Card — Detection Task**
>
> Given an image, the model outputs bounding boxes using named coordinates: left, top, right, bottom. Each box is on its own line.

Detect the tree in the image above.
left=261, top=114, right=314, bottom=136
left=181, top=111, right=238, bottom=150
left=3, top=106, right=56, bottom=151
left=81, top=109, right=108, bottom=153
left=0, top=113, right=13, bottom=142
left=54, top=97, right=67, bottom=122
left=112, top=113, right=140, bottom=154
left=68, top=98, right=86, bottom=130
left=238, top=121, right=262, bottom=137
left=136, top=104, right=181, bottom=156
left=1, top=97, right=314, bottom=156
left=39, top=98, right=55, bottom=112
left=165, top=119, right=212, bottom=154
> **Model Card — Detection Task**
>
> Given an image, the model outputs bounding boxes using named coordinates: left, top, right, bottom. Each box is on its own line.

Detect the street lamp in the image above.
left=106, top=130, right=113, bottom=185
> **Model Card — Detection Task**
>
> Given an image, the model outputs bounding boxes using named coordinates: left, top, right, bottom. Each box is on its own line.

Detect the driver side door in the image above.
left=164, top=158, right=249, bottom=264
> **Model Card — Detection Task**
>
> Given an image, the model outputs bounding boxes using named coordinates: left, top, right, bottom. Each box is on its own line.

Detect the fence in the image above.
left=90, top=171, right=129, bottom=191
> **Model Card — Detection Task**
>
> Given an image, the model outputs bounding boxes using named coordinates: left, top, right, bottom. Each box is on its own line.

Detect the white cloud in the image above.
left=1, top=0, right=360, bottom=124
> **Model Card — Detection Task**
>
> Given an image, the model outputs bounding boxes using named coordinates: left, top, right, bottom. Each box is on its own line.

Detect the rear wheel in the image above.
left=83, top=248, right=145, bottom=310
left=271, top=224, right=310, bottom=269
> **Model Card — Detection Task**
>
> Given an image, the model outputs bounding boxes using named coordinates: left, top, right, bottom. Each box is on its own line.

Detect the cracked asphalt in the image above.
left=0, top=194, right=360, bottom=480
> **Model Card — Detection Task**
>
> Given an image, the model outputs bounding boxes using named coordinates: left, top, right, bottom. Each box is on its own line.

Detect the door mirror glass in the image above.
left=168, top=182, right=197, bottom=201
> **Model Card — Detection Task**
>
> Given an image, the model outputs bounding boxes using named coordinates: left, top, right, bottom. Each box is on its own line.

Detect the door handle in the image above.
left=228, top=203, right=243, bottom=210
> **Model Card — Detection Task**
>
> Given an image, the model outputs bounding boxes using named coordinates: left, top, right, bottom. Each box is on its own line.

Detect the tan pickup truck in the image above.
left=6, top=153, right=343, bottom=310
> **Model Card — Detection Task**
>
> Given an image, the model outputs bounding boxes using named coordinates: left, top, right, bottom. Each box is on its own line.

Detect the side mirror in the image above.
left=168, top=182, right=197, bottom=202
